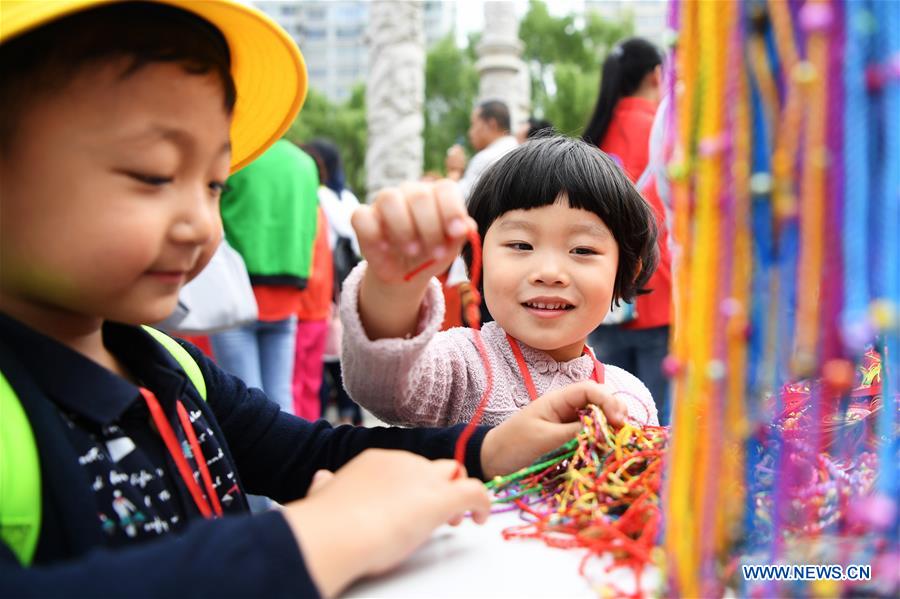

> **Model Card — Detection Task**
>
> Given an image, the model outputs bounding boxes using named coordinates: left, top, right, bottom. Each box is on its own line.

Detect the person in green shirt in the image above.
left=210, top=140, right=319, bottom=417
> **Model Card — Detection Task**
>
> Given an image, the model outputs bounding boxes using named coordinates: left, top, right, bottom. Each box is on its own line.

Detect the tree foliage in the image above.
left=285, top=84, right=367, bottom=198
left=423, top=33, right=479, bottom=174
left=519, top=0, right=633, bottom=136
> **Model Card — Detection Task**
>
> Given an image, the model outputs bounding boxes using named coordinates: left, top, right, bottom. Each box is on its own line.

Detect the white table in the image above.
left=343, top=510, right=661, bottom=598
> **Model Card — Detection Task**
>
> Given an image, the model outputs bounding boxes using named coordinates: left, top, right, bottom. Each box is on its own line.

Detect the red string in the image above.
left=403, top=259, right=435, bottom=281
left=139, top=388, right=219, bottom=518
left=508, top=334, right=605, bottom=403
left=506, top=333, right=539, bottom=401
left=403, top=230, right=490, bottom=476
left=176, top=402, right=223, bottom=516
left=584, top=344, right=605, bottom=384
left=453, top=331, right=493, bottom=471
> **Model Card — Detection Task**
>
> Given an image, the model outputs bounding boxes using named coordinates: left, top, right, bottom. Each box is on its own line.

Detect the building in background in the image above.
left=254, top=1, right=455, bottom=102
left=253, top=1, right=367, bottom=102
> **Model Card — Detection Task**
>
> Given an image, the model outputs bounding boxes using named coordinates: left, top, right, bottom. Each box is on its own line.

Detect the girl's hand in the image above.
left=480, top=381, right=628, bottom=480
left=352, top=180, right=476, bottom=287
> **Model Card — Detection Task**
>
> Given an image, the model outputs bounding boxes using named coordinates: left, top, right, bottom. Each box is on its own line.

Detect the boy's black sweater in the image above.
left=0, top=314, right=490, bottom=597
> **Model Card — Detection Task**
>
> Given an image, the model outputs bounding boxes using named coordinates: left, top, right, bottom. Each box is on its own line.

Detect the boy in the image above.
left=0, top=2, right=627, bottom=596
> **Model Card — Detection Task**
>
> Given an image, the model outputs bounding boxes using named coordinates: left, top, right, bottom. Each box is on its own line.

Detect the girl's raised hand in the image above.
left=351, top=180, right=476, bottom=286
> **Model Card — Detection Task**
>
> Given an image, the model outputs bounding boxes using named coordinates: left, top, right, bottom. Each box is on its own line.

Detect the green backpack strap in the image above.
left=0, top=326, right=206, bottom=566
left=0, top=370, right=42, bottom=567
left=140, top=326, right=207, bottom=401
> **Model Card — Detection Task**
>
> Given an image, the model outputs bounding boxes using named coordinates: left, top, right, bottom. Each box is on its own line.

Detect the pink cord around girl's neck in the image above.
left=403, top=230, right=491, bottom=477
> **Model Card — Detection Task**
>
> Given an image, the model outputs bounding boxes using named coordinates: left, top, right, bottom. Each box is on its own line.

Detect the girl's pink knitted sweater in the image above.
left=340, top=262, right=659, bottom=427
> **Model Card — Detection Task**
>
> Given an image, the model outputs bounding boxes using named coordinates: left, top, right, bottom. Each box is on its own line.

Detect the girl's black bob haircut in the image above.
left=464, top=135, right=659, bottom=306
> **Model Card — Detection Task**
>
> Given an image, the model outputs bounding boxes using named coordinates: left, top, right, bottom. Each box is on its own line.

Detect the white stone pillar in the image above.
left=476, top=1, right=530, bottom=130
left=366, top=0, right=425, bottom=200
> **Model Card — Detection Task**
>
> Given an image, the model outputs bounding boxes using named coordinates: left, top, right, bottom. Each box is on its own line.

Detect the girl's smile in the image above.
left=521, top=295, right=577, bottom=319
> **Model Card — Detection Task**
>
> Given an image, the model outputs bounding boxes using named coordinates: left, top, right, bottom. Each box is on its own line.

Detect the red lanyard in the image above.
left=505, top=333, right=604, bottom=402
left=139, top=388, right=223, bottom=518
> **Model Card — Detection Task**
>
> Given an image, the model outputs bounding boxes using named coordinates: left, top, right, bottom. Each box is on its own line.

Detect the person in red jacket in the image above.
left=583, top=37, right=673, bottom=424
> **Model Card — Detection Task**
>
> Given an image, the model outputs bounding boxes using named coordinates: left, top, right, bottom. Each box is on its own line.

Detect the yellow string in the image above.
left=794, top=0, right=830, bottom=376
left=667, top=0, right=726, bottom=594
left=763, top=0, right=804, bottom=391
left=722, top=8, right=752, bottom=560
left=665, top=0, right=700, bottom=592
left=707, top=0, right=748, bottom=567
left=768, top=0, right=803, bottom=221
left=747, top=26, right=779, bottom=154
left=666, top=0, right=748, bottom=594
left=764, top=0, right=807, bottom=389
left=666, top=9, right=695, bottom=598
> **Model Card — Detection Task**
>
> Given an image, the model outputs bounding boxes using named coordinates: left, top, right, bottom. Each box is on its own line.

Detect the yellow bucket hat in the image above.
left=0, top=0, right=307, bottom=172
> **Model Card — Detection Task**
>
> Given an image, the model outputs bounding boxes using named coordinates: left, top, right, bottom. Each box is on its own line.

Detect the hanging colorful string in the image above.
left=665, top=1, right=898, bottom=596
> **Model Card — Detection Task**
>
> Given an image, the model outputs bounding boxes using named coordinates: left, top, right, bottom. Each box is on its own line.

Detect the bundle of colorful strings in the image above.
left=485, top=404, right=668, bottom=598
left=740, top=350, right=895, bottom=595
left=748, top=443, right=878, bottom=543
left=779, top=349, right=885, bottom=449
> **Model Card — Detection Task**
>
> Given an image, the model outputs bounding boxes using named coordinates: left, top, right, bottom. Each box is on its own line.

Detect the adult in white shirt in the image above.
left=442, top=101, right=517, bottom=325
left=306, top=139, right=361, bottom=255
left=317, top=185, right=360, bottom=255
left=445, top=100, right=518, bottom=201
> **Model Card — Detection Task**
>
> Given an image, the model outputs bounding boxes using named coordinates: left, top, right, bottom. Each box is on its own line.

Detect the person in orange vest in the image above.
left=292, top=201, right=333, bottom=421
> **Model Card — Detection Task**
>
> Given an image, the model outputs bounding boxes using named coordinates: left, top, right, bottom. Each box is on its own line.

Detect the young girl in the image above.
left=341, top=136, right=660, bottom=427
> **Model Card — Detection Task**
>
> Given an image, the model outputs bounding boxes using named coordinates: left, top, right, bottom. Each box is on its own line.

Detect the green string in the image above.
left=485, top=438, right=578, bottom=491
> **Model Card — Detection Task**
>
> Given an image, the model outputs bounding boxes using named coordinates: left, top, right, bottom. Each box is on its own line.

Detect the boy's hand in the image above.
left=282, top=449, right=490, bottom=598
left=480, top=381, right=627, bottom=480
left=352, top=180, right=475, bottom=287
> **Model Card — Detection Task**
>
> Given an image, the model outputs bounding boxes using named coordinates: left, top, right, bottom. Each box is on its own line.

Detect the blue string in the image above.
left=742, top=10, right=774, bottom=584
left=842, top=0, right=871, bottom=353
left=765, top=21, right=785, bottom=106
left=748, top=47, right=775, bottom=411
left=871, top=0, right=900, bottom=502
